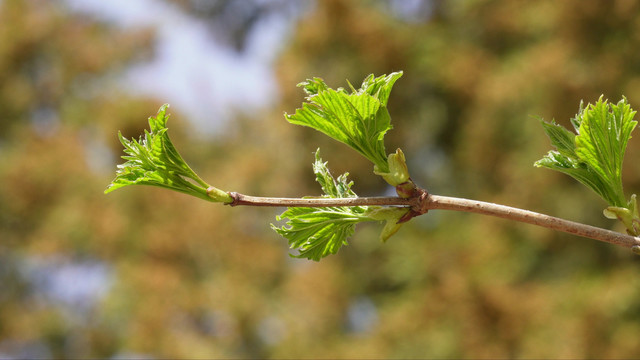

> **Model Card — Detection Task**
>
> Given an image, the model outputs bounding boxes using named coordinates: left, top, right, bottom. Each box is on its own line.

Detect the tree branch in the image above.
left=224, top=190, right=640, bottom=252
left=423, top=194, right=640, bottom=251
left=225, top=192, right=415, bottom=207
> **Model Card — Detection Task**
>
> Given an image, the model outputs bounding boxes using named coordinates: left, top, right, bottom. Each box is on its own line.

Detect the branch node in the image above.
left=397, top=187, right=430, bottom=223
left=632, top=245, right=640, bottom=255
left=226, top=191, right=241, bottom=207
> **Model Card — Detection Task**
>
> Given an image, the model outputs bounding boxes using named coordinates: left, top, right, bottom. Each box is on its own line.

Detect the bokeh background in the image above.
left=3, top=0, right=640, bottom=358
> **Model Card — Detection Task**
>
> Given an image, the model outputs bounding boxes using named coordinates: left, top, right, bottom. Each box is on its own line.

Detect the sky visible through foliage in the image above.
left=16, top=0, right=299, bottom=345
left=63, top=0, right=306, bottom=135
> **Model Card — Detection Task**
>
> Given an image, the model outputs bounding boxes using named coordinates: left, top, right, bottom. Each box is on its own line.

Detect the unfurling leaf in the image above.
left=285, top=72, right=403, bottom=173
left=374, top=148, right=411, bottom=187
left=535, top=97, right=636, bottom=207
left=535, top=97, right=639, bottom=234
left=105, top=104, right=231, bottom=203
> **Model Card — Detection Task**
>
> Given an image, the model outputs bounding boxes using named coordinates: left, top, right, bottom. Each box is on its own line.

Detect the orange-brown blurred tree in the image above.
left=4, top=0, right=640, bottom=358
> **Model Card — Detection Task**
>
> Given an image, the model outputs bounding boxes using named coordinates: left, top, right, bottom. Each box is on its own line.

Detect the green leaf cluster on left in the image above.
left=105, top=104, right=231, bottom=203
left=535, top=97, right=639, bottom=235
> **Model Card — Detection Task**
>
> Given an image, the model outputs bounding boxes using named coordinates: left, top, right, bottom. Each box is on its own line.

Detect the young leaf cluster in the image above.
left=271, top=152, right=373, bottom=261
left=285, top=72, right=403, bottom=174
left=271, top=151, right=408, bottom=261
left=106, top=74, right=640, bottom=260
left=106, top=73, right=414, bottom=261
left=274, top=73, right=418, bottom=259
left=535, top=97, right=639, bottom=234
left=105, top=104, right=231, bottom=203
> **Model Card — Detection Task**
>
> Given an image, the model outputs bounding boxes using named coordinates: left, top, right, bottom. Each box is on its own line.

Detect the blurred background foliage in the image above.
left=2, top=0, right=640, bottom=357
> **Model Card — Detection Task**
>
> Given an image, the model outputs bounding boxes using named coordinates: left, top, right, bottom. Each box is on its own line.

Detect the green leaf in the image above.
left=539, top=120, right=578, bottom=158
left=535, top=97, right=637, bottom=208
left=105, top=104, right=231, bottom=203
left=271, top=151, right=378, bottom=261
left=574, top=97, right=636, bottom=206
left=285, top=72, right=403, bottom=173
left=272, top=206, right=369, bottom=261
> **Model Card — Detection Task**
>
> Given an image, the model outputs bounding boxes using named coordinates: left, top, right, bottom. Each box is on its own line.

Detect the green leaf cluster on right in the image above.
left=535, top=97, right=640, bottom=235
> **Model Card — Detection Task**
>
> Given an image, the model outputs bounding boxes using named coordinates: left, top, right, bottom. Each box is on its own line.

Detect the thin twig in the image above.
left=226, top=192, right=415, bottom=207
left=226, top=191, right=640, bottom=252
left=423, top=194, right=640, bottom=250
